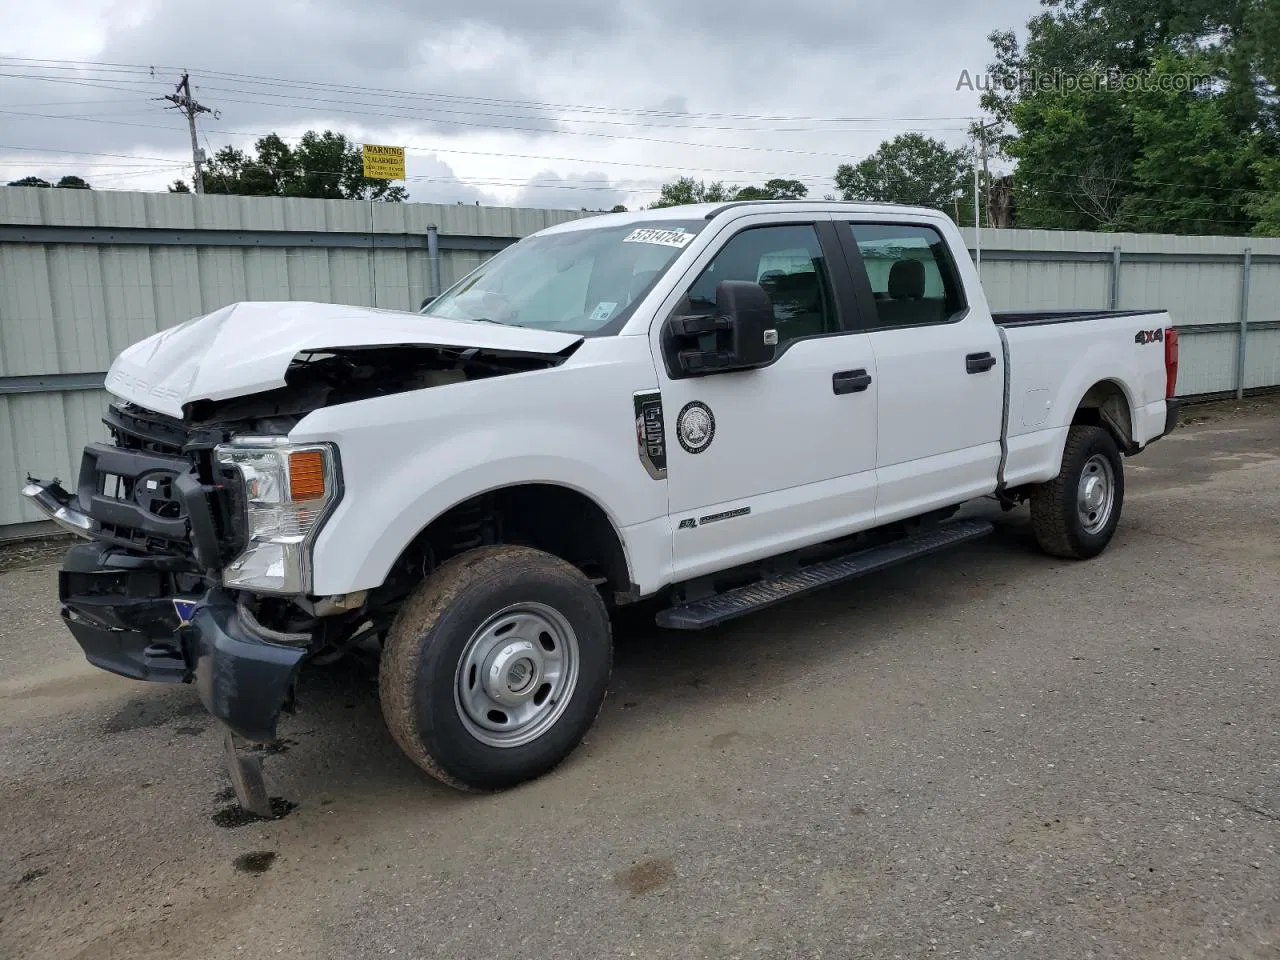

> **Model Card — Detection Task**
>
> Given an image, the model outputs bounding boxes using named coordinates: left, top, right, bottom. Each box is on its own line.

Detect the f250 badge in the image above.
left=676, top=401, right=716, bottom=454
left=633, top=391, right=667, bottom=480
left=1135, top=328, right=1164, bottom=344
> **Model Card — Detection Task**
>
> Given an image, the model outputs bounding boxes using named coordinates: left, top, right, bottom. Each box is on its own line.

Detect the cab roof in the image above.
left=537, top=199, right=949, bottom=235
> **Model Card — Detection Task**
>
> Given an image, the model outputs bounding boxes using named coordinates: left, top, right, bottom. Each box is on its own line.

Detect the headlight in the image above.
left=215, top=437, right=341, bottom=595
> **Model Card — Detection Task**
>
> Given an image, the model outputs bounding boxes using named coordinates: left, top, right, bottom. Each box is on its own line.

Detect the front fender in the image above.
left=312, top=433, right=636, bottom=594
left=287, top=341, right=666, bottom=595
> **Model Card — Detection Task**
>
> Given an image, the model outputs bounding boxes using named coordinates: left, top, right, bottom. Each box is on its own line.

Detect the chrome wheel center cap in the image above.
left=485, top=640, right=542, bottom=706
left=1082, top=476, right=1105, bottom=511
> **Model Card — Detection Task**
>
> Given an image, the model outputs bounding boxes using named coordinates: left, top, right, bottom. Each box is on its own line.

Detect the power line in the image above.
left=0, top=57, right=976, bottom=124
left=3, top=97, right=151, bottom=109
left=4, top=107, right=1271, bottom=209
left=191, top=89, right=968, bottom=158
left=0, top=143, right=188, bottom=163
left=0, top=133, right=1265, bottom=218
left=187, top=81, right=967, bottom=133
left=0, top=76, right=970, bottom=164
left=5, top=144, right=1266, bottom=227
left=0, top=61, right=1269, bottom=215
left=0, top=72, right=167, bottom=92
left=0, top=111, right=835, bottom=179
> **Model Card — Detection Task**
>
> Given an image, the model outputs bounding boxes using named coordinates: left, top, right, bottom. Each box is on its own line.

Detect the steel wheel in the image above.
left=1076, top=453, right=1115, bottom=535
left=453, top=602, right=580, bottom=749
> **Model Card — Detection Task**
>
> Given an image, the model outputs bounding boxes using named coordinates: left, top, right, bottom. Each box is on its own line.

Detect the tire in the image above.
left=1030, top=424, right=1125, bottom=560
left=379, top=545, right=612, bottom=791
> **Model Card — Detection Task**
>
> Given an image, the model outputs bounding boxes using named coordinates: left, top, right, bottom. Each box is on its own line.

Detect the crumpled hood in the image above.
left=104, top=301, right=583, bottom=418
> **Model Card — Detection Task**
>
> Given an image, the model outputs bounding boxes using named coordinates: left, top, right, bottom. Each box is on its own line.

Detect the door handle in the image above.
left=966, top=352, right=997, bottom=374
left=832, top=369, right=873, bottom=395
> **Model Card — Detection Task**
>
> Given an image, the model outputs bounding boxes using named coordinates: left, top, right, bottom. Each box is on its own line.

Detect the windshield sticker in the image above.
left=623, top=228, right=695, bottom=249
left=590, top=301, right=618, bottom=323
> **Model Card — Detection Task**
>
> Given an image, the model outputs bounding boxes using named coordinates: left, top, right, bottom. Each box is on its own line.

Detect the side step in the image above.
left=655, top=518, right=994, bottom=631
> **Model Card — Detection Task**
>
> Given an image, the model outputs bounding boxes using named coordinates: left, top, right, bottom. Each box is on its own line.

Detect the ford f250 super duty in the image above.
left=23, top=200, right=1180, bottom=810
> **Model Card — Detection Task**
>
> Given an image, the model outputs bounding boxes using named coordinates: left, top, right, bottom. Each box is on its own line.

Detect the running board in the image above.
left=655, top=518, right=994, bottom=631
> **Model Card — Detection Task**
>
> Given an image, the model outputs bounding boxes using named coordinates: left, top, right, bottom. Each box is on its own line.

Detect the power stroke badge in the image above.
left=676, top=401, right=716, bottom=454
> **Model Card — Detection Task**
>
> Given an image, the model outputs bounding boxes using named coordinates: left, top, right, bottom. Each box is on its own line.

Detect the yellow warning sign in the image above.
left=361, top=144, right=405, bottom=180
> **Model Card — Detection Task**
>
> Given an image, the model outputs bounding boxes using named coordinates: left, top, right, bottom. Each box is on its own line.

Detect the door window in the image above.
left=682, top=224, right=839, bottom=343
left=845, top=223, right=966, bottom=329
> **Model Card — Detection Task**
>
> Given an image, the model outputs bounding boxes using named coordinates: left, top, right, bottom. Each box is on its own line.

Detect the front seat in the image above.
left=878, top=258, right=941, bottom=326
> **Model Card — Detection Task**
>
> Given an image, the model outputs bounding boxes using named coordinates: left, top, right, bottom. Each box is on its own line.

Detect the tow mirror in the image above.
left=663, top=280, right=777, bottom=376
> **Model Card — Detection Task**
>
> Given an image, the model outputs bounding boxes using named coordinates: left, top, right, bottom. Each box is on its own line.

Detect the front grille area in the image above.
left=106, top=402, right=190, bottom=454
left=79, top=404, right=244, bottom=563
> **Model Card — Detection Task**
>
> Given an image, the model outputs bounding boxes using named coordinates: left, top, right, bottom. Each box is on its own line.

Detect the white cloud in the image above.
left=1, top=0, right=1040, bottom=206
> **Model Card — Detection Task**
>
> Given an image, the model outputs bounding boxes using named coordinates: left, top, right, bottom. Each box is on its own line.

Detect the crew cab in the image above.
left=22, top=200, right=1180, bottom=808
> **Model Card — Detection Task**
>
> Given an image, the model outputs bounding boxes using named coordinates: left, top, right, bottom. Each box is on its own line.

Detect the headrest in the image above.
left=888, top=259, right=926, bottom=300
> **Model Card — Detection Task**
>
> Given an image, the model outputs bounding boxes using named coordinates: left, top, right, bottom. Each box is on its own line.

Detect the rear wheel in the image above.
left=1030, top=424, right=1125, bottom=560
left=379, top=545, right=612, bottom=791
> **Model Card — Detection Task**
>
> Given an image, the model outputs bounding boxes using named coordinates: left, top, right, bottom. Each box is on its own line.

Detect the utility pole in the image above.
left=971, top=119, right=995, bottom=277
left=162, top=72, right=215, bottom=193
left=974, top=155, right=981, bottom=276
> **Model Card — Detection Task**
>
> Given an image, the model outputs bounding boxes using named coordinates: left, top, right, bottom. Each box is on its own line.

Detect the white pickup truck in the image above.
left=24, top=200, right=1180, bottom=807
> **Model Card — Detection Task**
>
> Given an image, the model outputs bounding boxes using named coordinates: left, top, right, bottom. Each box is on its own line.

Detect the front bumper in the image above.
left=181, top=593, right=307, bottom=744
left=58, top=543, right=306, bottom=743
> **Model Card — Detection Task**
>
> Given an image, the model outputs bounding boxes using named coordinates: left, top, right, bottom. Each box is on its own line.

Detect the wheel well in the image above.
left=377, top=484, right=633, bottom=608
left=1072, top=380, right=1136, bottom=454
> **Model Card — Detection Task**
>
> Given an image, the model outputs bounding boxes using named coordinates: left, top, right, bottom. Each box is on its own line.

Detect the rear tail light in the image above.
left=1164, top=327, right=1179, bottom=399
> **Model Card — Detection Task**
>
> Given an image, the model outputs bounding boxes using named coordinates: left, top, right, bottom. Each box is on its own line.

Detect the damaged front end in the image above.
left=24, top=397, right=312, bottom=744
left=24, top=338, right=573, bottom=749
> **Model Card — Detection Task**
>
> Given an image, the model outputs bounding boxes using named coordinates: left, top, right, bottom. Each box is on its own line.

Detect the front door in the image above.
left=652, top=216, right=880, bottom=583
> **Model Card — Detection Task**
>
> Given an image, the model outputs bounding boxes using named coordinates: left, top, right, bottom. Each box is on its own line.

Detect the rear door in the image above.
left=833, top=219, right=1003, bottom=524
left=652, top=214, right=879, bottom=582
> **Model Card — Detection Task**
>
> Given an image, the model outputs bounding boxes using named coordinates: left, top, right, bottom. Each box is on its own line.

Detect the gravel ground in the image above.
left=0, top=536, right=72, bottom=575
left=1, top=400, right=1278, bottom=960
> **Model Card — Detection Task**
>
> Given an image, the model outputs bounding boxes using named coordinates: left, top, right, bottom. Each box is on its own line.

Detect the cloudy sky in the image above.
left=2, top=0, right=1039, bottom=210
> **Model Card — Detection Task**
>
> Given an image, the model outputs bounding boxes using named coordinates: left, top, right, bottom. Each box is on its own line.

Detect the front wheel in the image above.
left=1030, top=424, right=1125, bottom=560
left=379, top=545, right=612, bottom=791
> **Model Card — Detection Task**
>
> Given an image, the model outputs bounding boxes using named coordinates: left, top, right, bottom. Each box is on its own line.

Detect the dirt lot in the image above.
left=2, top=400, right=1278, bottom=960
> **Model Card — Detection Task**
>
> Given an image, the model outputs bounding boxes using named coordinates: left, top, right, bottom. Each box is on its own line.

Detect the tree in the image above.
left=1005, top=83, right=1140, bottom=229
left=7, top=174, right=92, bottom=189
left=1119, top=51, right=1259, bottom=234
left=834, top=134, right=973, bottom=213
left=191, top=130, right=408, bottom=201
left=733, top=178, right=809, bottom=200
left=979, top=0, right=1279, bottom=233
left=610, top=204, right=628, bottom=212
left=650, top=177, right=737, bottom=207
left=1247, top=158, right=1280, bottom=235
left=168, top=179, right=191, bottom=194
left=649, top=176, right=808, bottom=208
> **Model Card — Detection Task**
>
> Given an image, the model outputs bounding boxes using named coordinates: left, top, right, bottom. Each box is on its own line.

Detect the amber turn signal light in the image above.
left=288, top=450, right=326, bottom=501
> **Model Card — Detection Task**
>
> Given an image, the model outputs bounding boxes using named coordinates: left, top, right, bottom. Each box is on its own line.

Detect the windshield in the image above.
left=420, top=220, right=706, bottom=335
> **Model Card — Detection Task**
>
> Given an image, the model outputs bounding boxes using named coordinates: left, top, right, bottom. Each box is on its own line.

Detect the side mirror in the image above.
left=663, top=280, right=777, bottom=376
left=420, top=295, right=436, bottom=311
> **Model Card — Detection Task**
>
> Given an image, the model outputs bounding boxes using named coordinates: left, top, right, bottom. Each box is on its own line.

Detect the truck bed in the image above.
left=993, top=308, right=1157, bottom=328
left=996, top=304, right=1173, bottom=491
